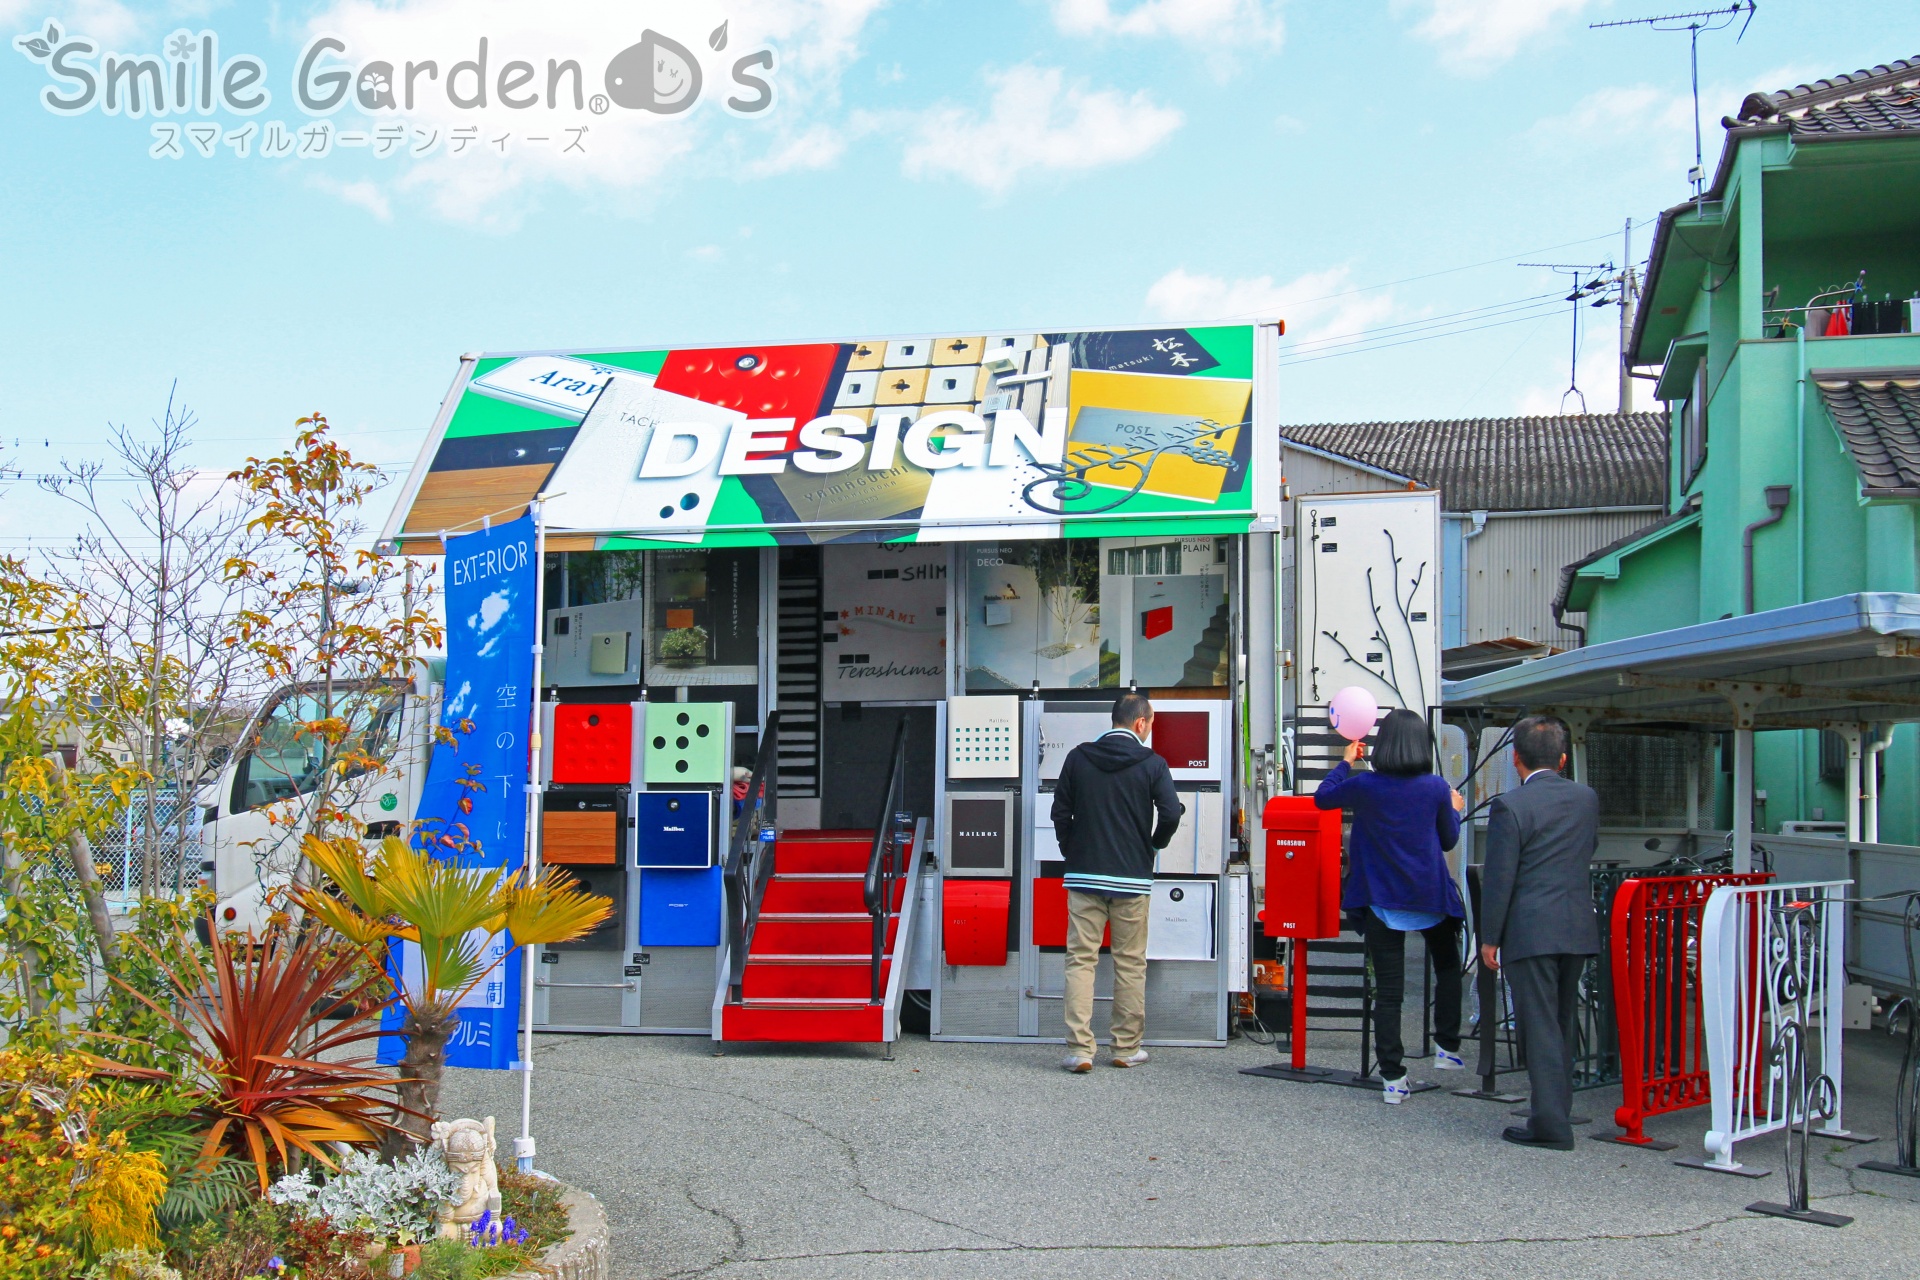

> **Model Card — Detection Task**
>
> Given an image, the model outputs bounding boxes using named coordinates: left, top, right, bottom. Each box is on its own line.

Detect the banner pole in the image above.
left=517, top=495, right=549, bottom=1174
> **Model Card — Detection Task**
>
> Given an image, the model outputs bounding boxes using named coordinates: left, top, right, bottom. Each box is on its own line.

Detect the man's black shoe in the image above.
left=1502, top=1125, right=1574, bottom=1151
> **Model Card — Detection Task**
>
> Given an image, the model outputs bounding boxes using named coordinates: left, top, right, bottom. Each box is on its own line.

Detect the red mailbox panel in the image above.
left=551, top=704, right=633, bottom=785
left=1030, top=877, right=1109, bottom=949
left=943, top=879, right=1011, bottom=966
left=1260, top=795, right=1342, bottom=939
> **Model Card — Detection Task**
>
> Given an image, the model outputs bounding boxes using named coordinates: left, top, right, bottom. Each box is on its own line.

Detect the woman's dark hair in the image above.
left=1370, top=707, right=1434, bottom=777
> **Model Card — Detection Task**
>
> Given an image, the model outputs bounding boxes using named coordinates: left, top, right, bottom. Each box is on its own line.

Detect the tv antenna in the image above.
left=1519, top=262, right=1614, bottom=415
left=1592, top=3, right=1757, bottom=206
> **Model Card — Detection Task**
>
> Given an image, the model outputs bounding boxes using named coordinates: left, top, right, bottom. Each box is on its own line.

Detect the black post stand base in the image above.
left=1240, top=1063, right=1337, bottom=1084
left=1857, top=1160, right=1920, bottom=1178
left=1746, top=1201, right=1852, bottom=1228
left=1453, top=1080, right=1526, bottom=1104
left=1592, top=1131, right=1679, bottom=1152
left=1819, top=1129, right=1879, bottom=1145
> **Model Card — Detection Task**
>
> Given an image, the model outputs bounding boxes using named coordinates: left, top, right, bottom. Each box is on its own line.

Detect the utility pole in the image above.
left=1619, top=218, right=1637, bottom=414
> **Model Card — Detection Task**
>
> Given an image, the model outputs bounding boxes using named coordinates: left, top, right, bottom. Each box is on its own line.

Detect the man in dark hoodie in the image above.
left=1051, top=692, right=1182, bottom=1071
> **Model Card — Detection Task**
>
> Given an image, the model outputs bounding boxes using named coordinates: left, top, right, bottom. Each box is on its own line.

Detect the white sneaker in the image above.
left=1382, top=1074, right=1410, bottom=1105
left=1434, top=1046, right=1466, bottom=1071
left=1062, top=1055, right=1093, bottom=1073
left=1111, top=1049, right=1150, bottom=1068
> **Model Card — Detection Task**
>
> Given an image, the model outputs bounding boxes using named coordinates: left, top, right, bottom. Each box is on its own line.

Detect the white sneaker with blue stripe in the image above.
left=1434, top=1046, right=1465, bottom=1071
left=1382, top=1074, right=1410, bottom=1104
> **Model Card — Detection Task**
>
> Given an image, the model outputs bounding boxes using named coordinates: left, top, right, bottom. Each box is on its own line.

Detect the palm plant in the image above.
left=295, top=835, right=612, bottom=1141
left=113, top=921, right=409, bottom=1190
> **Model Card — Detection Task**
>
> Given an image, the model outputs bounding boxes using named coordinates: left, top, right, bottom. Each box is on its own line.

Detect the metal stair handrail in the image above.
left=723, top=712, right=781, bottom=1001
left=862, top=718, right=912, bottom=1004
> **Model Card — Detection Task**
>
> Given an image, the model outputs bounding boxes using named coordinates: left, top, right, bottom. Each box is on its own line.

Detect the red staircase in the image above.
left=718, top=830, right=911, bottom=1043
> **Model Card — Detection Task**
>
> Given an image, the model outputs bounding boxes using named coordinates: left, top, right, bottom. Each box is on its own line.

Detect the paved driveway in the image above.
left=440, top=1026, right=1920, bottom=1279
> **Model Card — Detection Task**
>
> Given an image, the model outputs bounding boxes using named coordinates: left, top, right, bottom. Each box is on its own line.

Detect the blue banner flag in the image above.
left=381, top=513, right=537, bottom=1070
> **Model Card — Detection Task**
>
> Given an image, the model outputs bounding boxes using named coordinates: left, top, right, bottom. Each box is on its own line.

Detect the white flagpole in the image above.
left=516, top=495, right=549, bottom=1175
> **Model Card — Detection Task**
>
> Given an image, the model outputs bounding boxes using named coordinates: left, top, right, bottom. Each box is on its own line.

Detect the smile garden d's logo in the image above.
left=14, top=16, right=776, bottom=159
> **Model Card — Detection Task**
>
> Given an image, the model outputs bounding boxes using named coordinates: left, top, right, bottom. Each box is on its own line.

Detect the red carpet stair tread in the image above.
left=720, top=830, right=908, bottom=1043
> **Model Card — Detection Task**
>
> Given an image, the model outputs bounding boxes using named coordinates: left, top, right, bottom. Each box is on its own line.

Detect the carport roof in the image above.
left=1442, top=592, right=1920, bottom=730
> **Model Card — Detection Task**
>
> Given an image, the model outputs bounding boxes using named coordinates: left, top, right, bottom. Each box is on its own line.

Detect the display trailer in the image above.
left=377, top=321, right=1441, bottom=1052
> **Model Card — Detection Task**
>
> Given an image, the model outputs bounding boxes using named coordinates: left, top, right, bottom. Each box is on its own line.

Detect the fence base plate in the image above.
left=1817, top=1129, right=1878, bottom=1145
left=1453, top=1085, right=1526, bottom=1104
left=1675, top=1155, right=1770, bottom=1178
left=1856, top=1160, right=1920, bottom=1178
left=1592, top=1131, right=1678, bottom=1151
left=1746, top=1201, right=1851, bottom=1228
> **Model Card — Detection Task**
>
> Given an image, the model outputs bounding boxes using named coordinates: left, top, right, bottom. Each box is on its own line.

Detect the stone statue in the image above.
left=430, top=1116, right=500, bottom=1239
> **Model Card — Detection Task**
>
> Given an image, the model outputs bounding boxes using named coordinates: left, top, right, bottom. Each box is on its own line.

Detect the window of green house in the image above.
left=1681, top=356, right=1709, bottom=485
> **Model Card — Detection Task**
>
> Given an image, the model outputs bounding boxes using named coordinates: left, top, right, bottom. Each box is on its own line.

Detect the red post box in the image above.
left=1260, top=796, right=1341, bottom=939
left=551, top=704, right=634, bottom=785
left=1259, top=795, right=1343, bottom=1073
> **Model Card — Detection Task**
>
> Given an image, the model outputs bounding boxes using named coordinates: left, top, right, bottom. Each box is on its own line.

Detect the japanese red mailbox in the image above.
left=1260, top=795, right=1343, bottom=1075
left=1259, top=796, right=1341, bottom=940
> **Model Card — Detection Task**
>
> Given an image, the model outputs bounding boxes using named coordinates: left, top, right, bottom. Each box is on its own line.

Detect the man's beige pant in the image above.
left=1063, top=889, right=1151, bottom=1060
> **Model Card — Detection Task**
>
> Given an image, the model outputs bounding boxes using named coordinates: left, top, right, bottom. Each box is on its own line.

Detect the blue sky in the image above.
left=0, top=0, right=1910, bottom=552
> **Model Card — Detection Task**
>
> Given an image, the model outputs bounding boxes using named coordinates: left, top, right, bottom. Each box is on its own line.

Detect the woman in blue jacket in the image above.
left=1314, top=708, right=1467, bottom=1103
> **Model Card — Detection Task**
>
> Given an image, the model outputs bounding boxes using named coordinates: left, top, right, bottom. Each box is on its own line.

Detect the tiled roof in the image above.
left=1728, top=58, right=1920, bottom=137
left=1812, top=368, right=1920, bottom=498
left=1280, top=413, right=1669, bottom=512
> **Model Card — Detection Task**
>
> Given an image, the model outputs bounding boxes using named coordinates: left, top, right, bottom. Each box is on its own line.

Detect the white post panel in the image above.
left=1731, top=728, right=1754, bottom=874
left=1698, top=880, right=1854, bottom=1172
left=1866, top=729, right=1885, bottom=844
left=1292, top=489, right=1443, bottom=793
left=1841, top=726, right=1862, bottom=843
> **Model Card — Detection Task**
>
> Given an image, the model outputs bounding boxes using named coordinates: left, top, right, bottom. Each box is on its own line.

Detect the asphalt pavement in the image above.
left=438, top=1022, right=1920, bottom=1279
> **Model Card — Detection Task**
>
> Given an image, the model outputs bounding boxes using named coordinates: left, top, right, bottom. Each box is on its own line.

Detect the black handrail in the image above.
left=723, top=712, right=780, bottom=1001
left=862, top=718, right=911, bottom=1004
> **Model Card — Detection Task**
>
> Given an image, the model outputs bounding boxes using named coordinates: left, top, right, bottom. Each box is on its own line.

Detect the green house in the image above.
left=1565, top=56, right=1920, bottom=840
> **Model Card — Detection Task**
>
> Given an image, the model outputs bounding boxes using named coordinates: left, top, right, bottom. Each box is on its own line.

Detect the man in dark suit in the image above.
left=1479, top=715, right=1599, bottom=1151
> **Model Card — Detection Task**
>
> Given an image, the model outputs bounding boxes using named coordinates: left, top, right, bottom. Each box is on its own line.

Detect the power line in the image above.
left=1275, top=306, right=1586, bottom=368
left=1220, top=217, right=1660, bottom=319
left=1279, top=290, right=1566, bottom=356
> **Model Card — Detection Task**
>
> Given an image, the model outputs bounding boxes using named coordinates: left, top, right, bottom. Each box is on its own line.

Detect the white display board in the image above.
left=1146, top=880, right=1216, bottom=961
left=948, top=695, right=1020, bottom=778
left=1038, top=709, right=1111, bottom=780
left=1293, top=490, right=1442, bottom=791
left=820, top=544, right=948, bottom=701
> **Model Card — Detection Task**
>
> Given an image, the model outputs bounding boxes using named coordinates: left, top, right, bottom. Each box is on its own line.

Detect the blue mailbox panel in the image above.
left=639, top=866, right=722, bottom=947
left=632, top=790, right=716, bottom=869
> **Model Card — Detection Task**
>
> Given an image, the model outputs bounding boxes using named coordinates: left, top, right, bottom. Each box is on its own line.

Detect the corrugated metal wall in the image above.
left=1458, top=511, right=1658, bottom=644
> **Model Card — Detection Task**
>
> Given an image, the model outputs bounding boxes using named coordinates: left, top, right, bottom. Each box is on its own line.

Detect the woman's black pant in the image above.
left=1362, top=910, right=1463, bottom=1079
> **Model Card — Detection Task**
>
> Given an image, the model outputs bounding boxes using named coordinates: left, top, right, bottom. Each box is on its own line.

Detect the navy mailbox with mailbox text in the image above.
left=632, top=790, right=717, bottom=870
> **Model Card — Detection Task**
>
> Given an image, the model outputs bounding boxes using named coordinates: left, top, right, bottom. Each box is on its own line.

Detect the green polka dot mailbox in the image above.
left=643, top=703, right=732, bottom=786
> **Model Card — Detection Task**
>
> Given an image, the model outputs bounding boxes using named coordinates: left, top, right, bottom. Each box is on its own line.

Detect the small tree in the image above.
left=41, top=387, right=268, bottom=899
left=0, top=557, right=141, bottom=1033
left=221, top=415, right=443, bottom=898
left=295, top=835, right=611, bottom=1142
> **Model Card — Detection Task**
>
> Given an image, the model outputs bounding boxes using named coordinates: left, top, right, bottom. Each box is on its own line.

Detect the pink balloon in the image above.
left=1328, top=686, right=1379, bottom=743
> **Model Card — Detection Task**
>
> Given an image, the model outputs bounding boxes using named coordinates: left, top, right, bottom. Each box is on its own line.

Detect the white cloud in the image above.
left=1051, top=0, right=1284, bottom=52
left=300, top=0, right=888, bottom=227
left=1402, top=0, right=1597, bottom=72
left=686, top=243, right=723, bottom=261
left=900, top=65, right=1181, bottom=195
left=1144, top=266, right=1397, bottom=345
left=745, top=121, right=852, bottom=176
left=1, top=1, right=142, bottom=45
left=312, top=176, right=393, bottom=220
